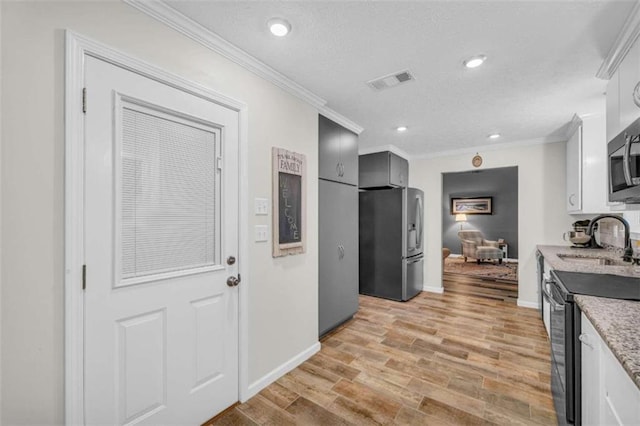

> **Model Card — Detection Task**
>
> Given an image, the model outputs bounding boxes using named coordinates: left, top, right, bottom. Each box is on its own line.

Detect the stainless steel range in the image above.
left=546, top=270, right=640, bottom=425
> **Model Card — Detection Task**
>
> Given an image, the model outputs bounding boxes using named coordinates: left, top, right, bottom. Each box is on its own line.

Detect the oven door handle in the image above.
left=545, top=280, right=565, bottom=309
left=542, top=279, right=554, bottom=301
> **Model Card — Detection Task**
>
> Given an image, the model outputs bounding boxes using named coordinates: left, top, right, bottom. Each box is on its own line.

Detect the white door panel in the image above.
left=84, top=56, right=239, bottom=425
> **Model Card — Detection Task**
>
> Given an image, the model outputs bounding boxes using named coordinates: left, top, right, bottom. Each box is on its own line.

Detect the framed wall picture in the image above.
left=272, top=147, right=306, bottom=257
left=451, top=197, right=493, bottom=215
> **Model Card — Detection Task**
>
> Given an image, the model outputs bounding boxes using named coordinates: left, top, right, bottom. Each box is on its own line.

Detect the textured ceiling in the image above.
left=165, top=0, right=634, bottom=157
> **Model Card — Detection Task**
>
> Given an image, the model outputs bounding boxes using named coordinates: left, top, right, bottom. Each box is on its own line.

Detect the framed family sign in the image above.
left=272, top=147, right=306, bottom=257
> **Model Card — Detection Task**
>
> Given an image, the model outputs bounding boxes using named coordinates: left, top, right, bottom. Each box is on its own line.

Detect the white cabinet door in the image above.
left=602, top=339, right=640, bottom=425
left=607, top=71, right=621, bottom=142
left=581, top=313, right=640, bottom=426
left=580, top=114, right=609, bottom=214
left=565, top=114, right=610, bottom=214
left=618, top=38, right=640, bottom=131
left=566, top=124, right=582, bottom=212
left=581, top=313, right=601, bottom=425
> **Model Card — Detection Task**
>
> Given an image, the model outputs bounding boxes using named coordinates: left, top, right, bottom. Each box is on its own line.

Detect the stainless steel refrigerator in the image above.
left=359, top=187, right=424, bottom=301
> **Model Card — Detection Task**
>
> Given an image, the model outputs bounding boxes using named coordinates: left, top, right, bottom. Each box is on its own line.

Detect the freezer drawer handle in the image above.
left=407, top=257, right=423, bottom=264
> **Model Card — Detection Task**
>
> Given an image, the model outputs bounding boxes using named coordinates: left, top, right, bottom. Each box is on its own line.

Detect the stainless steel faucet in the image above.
left=586, top=214, right=634, bottom=262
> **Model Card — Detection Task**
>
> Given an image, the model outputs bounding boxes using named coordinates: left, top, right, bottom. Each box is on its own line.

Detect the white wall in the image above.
left=1, top=2, right=318, bottom=424
left=410, top=141, right=573, bottom=305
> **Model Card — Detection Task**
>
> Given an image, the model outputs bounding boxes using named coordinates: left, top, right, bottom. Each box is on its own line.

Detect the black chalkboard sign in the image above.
left=278, top=172, right=302, bottom=245
left=272, top=147, right=305, bottom=257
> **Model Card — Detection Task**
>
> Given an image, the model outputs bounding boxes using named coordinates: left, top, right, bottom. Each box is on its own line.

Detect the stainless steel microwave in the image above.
left=609, top=117, right=640, bottom=203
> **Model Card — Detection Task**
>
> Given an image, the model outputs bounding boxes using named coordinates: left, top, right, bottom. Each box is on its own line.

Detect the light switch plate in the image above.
left=255, top=225, right=269, bottom=242
left=255, top=198, right=269, bottom=215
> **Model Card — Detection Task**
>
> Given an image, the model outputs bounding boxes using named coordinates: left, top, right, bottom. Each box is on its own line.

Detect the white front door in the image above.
left=83, top=55, right=239, bottom=425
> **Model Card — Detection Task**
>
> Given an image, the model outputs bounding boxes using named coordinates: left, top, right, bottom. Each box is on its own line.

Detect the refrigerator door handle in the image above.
left=416, top=196, right=423, bottom=249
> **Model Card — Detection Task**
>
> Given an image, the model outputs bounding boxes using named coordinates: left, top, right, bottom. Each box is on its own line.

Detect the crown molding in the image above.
left=123, top=0, right=324, bottom=107
left=597, top=0, right=640, bottom=80
left=123, top=0, right=363, bottom=135
left=565, top=114, right=583, bottom=139
left=412, top=136, right=565, bottom=160
left=319, top=108, right=364, bottom=134
left=358, top=144, right=412, bottom=160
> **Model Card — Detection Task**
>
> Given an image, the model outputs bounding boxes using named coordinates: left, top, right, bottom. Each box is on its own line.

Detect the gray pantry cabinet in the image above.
left=318, top=114, right=359, bottom=337
left=318, top=114, right=359, bottom=185
left=318, top=180, right=359, bottom=336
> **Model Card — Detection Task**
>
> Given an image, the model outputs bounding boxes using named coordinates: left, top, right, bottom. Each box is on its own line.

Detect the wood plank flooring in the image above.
left=208, top=291, right=556, bottom=425
left=443, top=272, right=518, bottom=304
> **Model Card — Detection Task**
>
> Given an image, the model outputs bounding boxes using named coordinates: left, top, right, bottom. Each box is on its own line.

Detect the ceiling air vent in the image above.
left=367, top=70, right=415, bottom=91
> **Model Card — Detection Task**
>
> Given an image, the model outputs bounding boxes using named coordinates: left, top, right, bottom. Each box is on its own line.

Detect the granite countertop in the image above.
left=574, top=295, right=640, bottom=390
left=537, top=245, right=640, bottom=278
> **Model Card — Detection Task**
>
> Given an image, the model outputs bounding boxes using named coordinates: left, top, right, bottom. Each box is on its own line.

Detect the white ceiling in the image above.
left=164, top=0, right=635, bottom=157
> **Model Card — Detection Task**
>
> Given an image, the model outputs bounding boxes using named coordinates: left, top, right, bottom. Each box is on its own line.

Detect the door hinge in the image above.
left=82, top=264, right=86, bottom=290
left=217, top=156, right=223, bottom=170
left=82, top=88, right=87, bottom=114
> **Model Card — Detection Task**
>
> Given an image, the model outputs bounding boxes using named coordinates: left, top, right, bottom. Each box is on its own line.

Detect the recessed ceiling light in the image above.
left=488, top=133, right=501, bottom=139
left=396, top=126, right=408, bottom=132
left=268, top=18, right=291, bottom=37
left=463, top=55, right=487, bottom=69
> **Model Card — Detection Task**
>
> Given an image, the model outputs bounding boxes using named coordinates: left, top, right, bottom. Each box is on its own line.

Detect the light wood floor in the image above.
left=443, top=272, right=518, bottom=304
left=208, top=291, right=556, bottom=425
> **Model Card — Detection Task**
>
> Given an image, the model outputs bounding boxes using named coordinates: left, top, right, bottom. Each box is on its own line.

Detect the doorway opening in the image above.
left=441, top=166, right=519, bottom=303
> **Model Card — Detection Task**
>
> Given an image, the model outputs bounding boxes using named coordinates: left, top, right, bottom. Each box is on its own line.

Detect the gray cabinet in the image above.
left=318, top=179, right=358, bottom=336
left=318, top=115, right=358, bottom=185
left=359, top=151, right=409, bottom=189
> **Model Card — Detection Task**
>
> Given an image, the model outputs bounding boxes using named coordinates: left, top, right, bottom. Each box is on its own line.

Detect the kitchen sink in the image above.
left=557, top=253, right=626, bottom=266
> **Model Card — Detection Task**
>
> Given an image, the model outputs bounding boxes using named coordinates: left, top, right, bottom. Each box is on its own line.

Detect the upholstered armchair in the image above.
left=457, top=230, right=503, bottom=264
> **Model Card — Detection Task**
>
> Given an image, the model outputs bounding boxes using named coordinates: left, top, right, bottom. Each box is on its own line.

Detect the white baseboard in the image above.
left=243, top=341, right=321, bottom=402
left=423, top=285, right=444, bottom=294
left=517, top=299, right=539, bottom=309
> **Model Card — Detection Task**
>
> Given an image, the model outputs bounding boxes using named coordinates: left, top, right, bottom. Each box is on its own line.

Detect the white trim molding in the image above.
left=597, top=0, right=640, bottom=80
left=64, top=30, right=250, bottom=423
left=123, top=0, right=364, bottom=135
left=319, top=108, right=364, bottom=134
left=245, top=342, right=321, bottom=402
left=517, top=299, right=539, bottom=310
left=565, top=114, right=583, bottom=140
left=422, top=285, right=444, bottom=294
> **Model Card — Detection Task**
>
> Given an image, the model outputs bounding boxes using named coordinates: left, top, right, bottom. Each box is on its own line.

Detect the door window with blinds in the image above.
left=115, top=97, right=222, bottom=287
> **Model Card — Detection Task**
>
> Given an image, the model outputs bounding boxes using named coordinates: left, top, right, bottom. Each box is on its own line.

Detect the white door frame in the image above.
left=64, top=30, right=250, bottom=424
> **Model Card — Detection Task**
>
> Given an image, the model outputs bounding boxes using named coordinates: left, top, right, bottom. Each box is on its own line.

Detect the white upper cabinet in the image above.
left=566, top=114, right=609, bottom=214
left=566, top=121, right=582, bottom=212
left=603, top=35, right=640, bottom=211
left=618, top=38, right=640, bottom=132
left=607, top=72, right=621, bottom=142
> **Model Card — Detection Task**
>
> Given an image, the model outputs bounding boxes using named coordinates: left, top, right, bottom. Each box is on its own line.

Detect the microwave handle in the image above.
left=623, top=134, right=640, bottom=185
left=623, top=133, right=634, bottom=186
